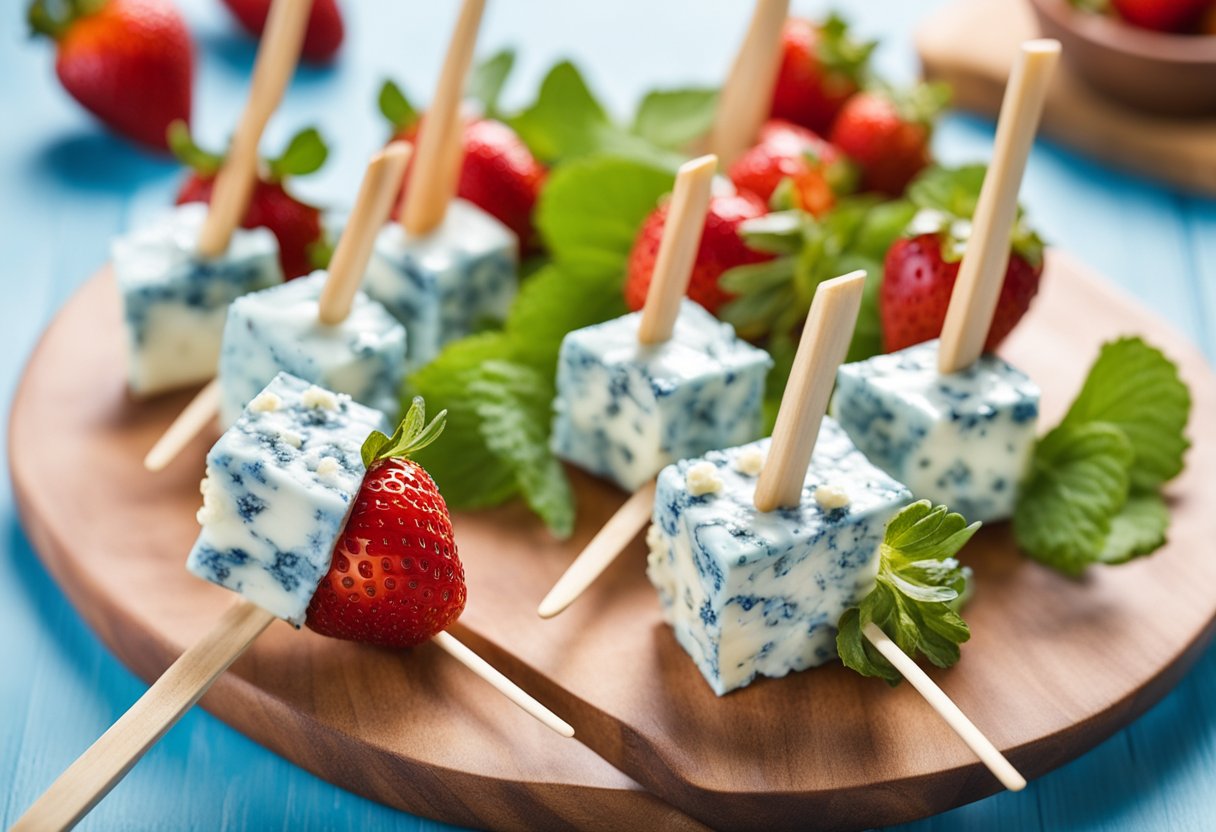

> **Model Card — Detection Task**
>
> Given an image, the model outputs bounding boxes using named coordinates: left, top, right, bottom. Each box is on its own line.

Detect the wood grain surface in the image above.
left=916, top=0, right=1216, bottom=196
left=9, top=251, right=1216, bottom=831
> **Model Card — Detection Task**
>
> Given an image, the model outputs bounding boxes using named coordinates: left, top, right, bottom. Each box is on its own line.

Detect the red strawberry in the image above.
left=306, top=400, right=466, bottom=648
left=379, top=81, right=547, bottom=252
left=728, top=119, right=846, bottom=216
left=28, top=0, right=193, bottom=151
left=220, top=0, right=344, bottom=64
left=624, top=191, right=775, bottom=315
left=829, top=86, right=947, bottom=197
left=171, top=122, right=329, bottom=280
left=1111, top=0, right=1211, bottom=32
left=881, top=235, right=1043, bottom=353
left=770, top=15, right=874, bottom=134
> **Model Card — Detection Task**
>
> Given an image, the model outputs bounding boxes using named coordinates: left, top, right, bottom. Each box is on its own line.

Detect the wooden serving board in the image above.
left=916, top=0, right=1216, bottom=196
left=10, top=253, right=1216, bottom=831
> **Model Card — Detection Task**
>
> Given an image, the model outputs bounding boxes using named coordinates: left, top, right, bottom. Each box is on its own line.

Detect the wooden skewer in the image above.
left=637, top=155, right=718, bottom=345
left=318, top=141, right=414, bottom=324
left=433, top=631, right=574, bottom=737
left=400, top=0, right=486, bottom=236
left=197, top=0, right=313, bottom=257
left=937, top=39, right=1060, bottom=374
left=705, top=0, right=790, bottom=166
left=753, top=271, right=865, bottom=512
left=862, top=622, right=1026, bottom=792
left=537, top=480, right=657, bottom=619
left=145, top=144, right=413, bottom=472
left=10, top=600, right=276, bottom=832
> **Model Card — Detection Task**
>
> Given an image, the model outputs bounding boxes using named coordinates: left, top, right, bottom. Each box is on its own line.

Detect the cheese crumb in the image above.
left=302, top=385, right=339, bottom=410
left=686, top=461, right=724, bottom=496
left=196, top=476, right=220, bottom=525
left=814, top=485, right=850, bottom=510
left=315, top=456, right=341, bottom=479
left=276, top=427, right=303, bottom=448
left=248, top=391, right=282, bottom=413
left=734, top=447, right=766, bottom=476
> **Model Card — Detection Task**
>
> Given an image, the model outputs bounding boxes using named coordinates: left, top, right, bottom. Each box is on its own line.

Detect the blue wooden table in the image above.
left=3, top=0, right=1214, bottom=828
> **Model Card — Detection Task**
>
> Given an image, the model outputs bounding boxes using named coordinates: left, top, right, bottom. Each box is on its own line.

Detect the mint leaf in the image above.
left=1059, top=337, right=1190, bottom=491
left=468, top=361, right=574, bottom=538
left=632, top=88, right=718, bottom=150
left=1099, top=491, right=1169, bottom=565
left=537, top=154, right=674, bottom=274
left=378, top=79, right=419, bottom=132
left=267, top=127, right=328, bottom=180
left=468, top=49, right=515, bottom=118
left=837, top=501, right=977, bottom=685
left=1014, top=422, right=1134, bottom=576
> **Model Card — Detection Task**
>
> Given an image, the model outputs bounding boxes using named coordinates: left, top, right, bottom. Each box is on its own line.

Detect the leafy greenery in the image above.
left=362, top=396, right=447, bottom=468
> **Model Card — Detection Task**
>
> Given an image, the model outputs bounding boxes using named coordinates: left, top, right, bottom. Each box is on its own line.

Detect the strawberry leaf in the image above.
left=467, top=49, right=515, bottom=119
left=378, top=79, right=420, bottom=133
left=631, top=88, right=719, bottom=151
left=361, top=396, right=447, bottom=468
left=1099, top=491, right=1169, bottom=565
left=816, top=12, right=877, bottom=82
left=167, top=120, right=223, bottom=176
left=267, top=127, right=328, bottom=181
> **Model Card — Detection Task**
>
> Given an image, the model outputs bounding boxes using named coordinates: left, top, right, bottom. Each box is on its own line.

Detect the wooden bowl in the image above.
left=1028, top=0, right=1216, bottom=117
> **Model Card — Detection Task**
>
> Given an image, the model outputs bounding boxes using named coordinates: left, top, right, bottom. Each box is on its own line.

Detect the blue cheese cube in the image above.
left=113, top=203, right=283, bottom=396
left=218, top=272, right=407, bottom=428
left=831, top=339, right=1039, bottom=523
left=647, top=419, right=912, bottom=695
left=551, top=300, right=772, bottom=491
left=186, top=373, right=387, bottom=625
left=364, top=199, right=518, bottom=368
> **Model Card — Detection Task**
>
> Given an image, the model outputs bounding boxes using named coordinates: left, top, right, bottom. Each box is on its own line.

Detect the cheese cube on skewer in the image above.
left=218, top=272, right=407, bottom=427
left=647, top=418, right=912, bottom=696
left=187, top=372, right=387, bottom=625
left=365, top=199, right=518, bottom=368
left=831, top=339, right=1039, bottom=523
left=551, top=300, right=772, bottom=491
left=114, top=203, right=283, bottom=395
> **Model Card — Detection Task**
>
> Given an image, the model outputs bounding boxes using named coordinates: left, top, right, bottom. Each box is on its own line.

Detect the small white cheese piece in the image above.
left=813, top=484, right=851, bottom=510
left=733, top=447, right=766, bottom=477
left=315, top=456, right=341, bottom=481
left=686, top=461, right=724, bottom=497
left=196, top=475, right=221, bottom=525
left=275, top=427, right=304, bottom=448
left=248, top=390, right=282, bottom=413
left=301, top=385, right=339, bottom=411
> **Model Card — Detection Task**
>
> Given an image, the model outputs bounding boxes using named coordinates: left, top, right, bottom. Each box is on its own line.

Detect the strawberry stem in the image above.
left=361, top=397, right=448, bottom=468
left=167, top=120, right=224, bottom=176
left=27, top=0, right=106, bottom=40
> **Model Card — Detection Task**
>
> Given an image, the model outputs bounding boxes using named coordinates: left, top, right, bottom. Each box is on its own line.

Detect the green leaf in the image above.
left=1014, top=422, right=1134, bottom=576
left=467, top=49, right=516, bottom=118
left=631, top=88, right=719, bottom=150
left=1099, top=491, right=1169, bottom=565
left=360, top=396, right=447, bottom=468
left=467, top=361, right=575, bottom=538
left=1058, top=337, right=1191, bottom=491
left=845, top=258, right=884, bottom=363
left=378, top=79, right=419, bottom=132
left=166, top=120, right=223, bottom=176
left=837, top=501, right=976, bottom=685
left=536, top=154, right=674, bottom=274
left=267, top=127, right=328, bottom=181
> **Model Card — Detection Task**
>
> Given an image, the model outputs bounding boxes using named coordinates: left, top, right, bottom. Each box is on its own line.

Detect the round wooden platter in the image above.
left=10, top=251, right=1216, bottom=831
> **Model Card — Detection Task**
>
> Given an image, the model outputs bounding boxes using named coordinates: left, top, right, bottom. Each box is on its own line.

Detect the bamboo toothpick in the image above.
left=197, top=0, right=313, bottom=257
left=706, top=0, right=790, bottom=165
left=937, top=39, right=1060, bottom=374
left=11, top=600, right=276, bottom=832
left=537, top=480, right=657, bottom=619
left=400, top=0, right=486, bottom=236
left=862, top=622, right=1026, bottom=792
left=433, top=631, right=574, bottom=737
left=753, top=271, right=865, bottom=512
left=318, top=142, right=413, bottom=324
left=637, top=155, right=717, bottom=345
left=144, top=379, right=222, bottom=472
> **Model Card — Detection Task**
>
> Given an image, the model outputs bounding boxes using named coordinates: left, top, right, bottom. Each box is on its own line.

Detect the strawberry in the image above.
left=624, top=191, right=775, bottom=316
left=220, top=0, right=344, bottom=64
left=728, top=119, right=849, bottom=217
left=770, top=15, right=875, bottom=134
left=28, top=0, right=193, bottom=151
left=880, top=165, right=1044, bottom=353
left=170, top=122, right=329, bottom=280
left=1111, top=0, right=1211, bottom=32
left=306, top=399, right=466, bottom=648
left=379, top=81, right=547, bottom=251
left=829, top=85, right=948, bottom=197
